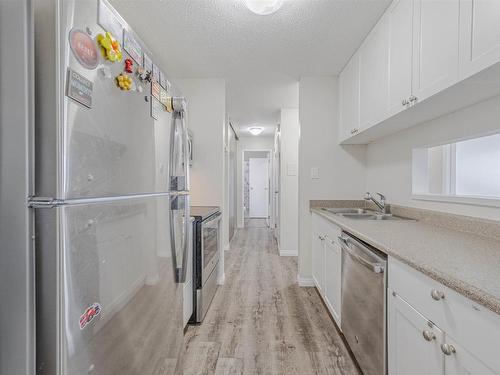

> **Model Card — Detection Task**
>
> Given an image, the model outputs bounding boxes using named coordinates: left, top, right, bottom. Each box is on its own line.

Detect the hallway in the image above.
left=181, top=222, right=360, bottom=375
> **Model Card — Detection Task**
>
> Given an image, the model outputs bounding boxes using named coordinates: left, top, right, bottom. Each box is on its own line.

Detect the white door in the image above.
left=412, top=0, right=459, bottom=104
left=249, top=157, right=269, bottom=218
left=387, top=0, right=413, bottom=117
left=324, top=238, right=342, bottom=327
left=359, top=14, right=390, bottom=130
left=388, top=291, right=444, bottom=375
left=459, top=0, right=500, bottom=79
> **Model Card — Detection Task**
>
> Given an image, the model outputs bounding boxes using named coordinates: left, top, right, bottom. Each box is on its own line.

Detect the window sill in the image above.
left=412, top=194, right=500, bottom=208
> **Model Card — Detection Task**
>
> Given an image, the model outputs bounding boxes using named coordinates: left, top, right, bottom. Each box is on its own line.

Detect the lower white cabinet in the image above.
left=311, top=212, right=342, bottom=327
left=311, top=229, right=325, bottom=293
left=323, top=238, right=342, bottom=326
left=388, top=290, right=444, bottom=375
left=388, top=258, right=500, bottom=375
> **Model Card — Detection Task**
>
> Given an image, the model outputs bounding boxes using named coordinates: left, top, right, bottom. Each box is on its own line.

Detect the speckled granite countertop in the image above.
left=311, top=203, right=500, bottom=315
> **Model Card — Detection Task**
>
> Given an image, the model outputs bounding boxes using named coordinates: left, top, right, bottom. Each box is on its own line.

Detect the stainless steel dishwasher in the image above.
left=339, top=231, right=387, bottom=375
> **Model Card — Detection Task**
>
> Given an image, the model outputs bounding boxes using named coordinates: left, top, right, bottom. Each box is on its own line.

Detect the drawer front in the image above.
left=389, top=257, right=500, bottom=371
left=312, top=212, right=342, bottom=245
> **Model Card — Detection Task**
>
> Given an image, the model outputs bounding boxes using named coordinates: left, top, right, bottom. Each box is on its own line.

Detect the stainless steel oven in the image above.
left=190, top=206, right=221, bottom=323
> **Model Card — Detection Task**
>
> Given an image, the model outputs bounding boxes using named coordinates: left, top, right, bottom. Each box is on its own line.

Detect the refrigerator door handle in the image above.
left=169, top=194, right=190, bottom=283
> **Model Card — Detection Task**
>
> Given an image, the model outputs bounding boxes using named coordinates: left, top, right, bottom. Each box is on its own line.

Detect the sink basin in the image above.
left=321, top=207, right=375, bottom=214
left=340, top=213, right=414, bottom=221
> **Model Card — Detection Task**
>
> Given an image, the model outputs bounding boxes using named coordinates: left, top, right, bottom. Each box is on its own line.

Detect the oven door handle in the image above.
left=338, top=236, right=385, bottom=274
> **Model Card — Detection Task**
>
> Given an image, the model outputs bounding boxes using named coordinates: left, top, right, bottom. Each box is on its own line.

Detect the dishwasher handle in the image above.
left=338, top=236, right=385, bottom=274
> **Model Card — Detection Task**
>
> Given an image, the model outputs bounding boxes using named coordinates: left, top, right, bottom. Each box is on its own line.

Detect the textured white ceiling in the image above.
left=110, top=0, right=390, bottom=133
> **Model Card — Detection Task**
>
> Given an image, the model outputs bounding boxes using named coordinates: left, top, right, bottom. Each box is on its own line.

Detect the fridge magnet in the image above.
left=79, top=302, right=101, bottom=330
left=151, top=97, right=162, bottom=120
left=124, top=58, right=133, bottom=73
left=98, top=0, right=123, bottom=42
left=68, top=28, right=99, bottom=70
left=143, top=52, right=153, bottom=72
left=116, top=73, right=133, bottom=91
left=151, top=80, right=160, bottom=101
left=159, top=86, right=169, bottom=108
left=66, top=68, right=93, bottom=108
left=123, top=29, right=143, bottom=66
left=97, top=31, right=122, bottom=62
left=152, top=63, right=160, bottom=83
left=136, top=66, right=151, bottom=83
left=159, top=70, right=167, bottom=89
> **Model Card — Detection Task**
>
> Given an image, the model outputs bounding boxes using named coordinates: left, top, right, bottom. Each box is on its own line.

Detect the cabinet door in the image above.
left=339, top=53, right=360, bottom=140
left=323, top=238, right=341, bottom=327
left=443, top=336, right=497, bottom=375
left=311, top=232, right=325, bottom=293
left=459, top=0, right=500, bottom=79
left=359, top=14, right=390, bottom=130
left=388, top=291, right=444, bottom=375
left=412, top=0, right=459, bottom=103
left=387, top=0, right=413, bottom=117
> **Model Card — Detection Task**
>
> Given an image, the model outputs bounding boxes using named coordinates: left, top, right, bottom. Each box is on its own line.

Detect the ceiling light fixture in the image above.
left=244, top=0, right=284, bottom=15
left=248, top=127, right=264, bottom=136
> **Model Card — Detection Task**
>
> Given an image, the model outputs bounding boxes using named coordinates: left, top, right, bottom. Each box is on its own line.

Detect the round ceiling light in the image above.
left=248, top=127, right=264, bottom=136
left=244, top=0, right=284, bottom=15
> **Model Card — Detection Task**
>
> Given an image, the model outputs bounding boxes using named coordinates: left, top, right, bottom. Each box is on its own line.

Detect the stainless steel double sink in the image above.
left=320, top=207, right=415, bottom=221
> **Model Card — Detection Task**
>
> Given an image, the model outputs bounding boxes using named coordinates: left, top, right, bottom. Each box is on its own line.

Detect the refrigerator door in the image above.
left=169, top=109, right=190, bottom=192
left=35, top=0, right=180, bottom=199
left=170, top=194, right=190, bottom=283
left=35, top=196, right=183, bottom=375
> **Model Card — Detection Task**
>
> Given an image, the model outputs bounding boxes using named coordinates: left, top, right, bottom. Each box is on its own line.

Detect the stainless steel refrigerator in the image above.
left=28, top=1, right=190, bottom=374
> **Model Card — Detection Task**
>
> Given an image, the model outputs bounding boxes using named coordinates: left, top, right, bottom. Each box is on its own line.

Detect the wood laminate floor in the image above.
left=180, top=224, right=360, bottom=375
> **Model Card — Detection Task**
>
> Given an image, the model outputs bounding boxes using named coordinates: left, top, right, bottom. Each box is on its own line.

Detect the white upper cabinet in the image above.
left=339, top=52, right=360, bottom=140
left=459, top=0, right=500, bottom=79
left=387, top=0, right=413, bottom=117
left=359, top=15, right=390, bottom=130
left=411, top=0, right=460, bottom=103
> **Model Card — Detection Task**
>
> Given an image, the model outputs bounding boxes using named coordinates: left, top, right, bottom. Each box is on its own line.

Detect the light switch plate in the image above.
left=310, top=167, right=319, bottom=179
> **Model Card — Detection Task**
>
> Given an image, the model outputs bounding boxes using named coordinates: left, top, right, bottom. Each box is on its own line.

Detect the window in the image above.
left=412, top=133, right=500, bottom=204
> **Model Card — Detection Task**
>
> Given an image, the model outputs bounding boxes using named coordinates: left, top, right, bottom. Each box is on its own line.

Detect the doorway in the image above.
left=243, top=150, right=270, bottom=227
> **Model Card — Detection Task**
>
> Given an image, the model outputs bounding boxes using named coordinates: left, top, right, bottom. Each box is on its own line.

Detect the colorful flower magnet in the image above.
left=116, top=73, right=133, bottom=91
left=124, top=58, right=133, bottom=73
left=96, top=32, right=122, bottom=62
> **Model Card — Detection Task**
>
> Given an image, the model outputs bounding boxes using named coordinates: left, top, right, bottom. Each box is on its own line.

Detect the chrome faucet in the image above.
left=364, top=192, right=387, bottom=214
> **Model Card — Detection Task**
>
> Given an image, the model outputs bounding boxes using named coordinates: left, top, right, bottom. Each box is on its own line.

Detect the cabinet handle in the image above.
left=409, top=95, right=418, bottom=103
left=402, top=98, right=409, bottom=106
left=441, top=343, right=456, bottom=356
left=350, top=128, right=359, bottom=134
left=318, top=235, right=325, bottom=241
left=422, top=330, right=436, bottom=342
left=431, top=289, right=445, bottom=301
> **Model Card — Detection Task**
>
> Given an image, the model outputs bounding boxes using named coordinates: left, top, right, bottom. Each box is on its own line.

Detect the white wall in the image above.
left=173, top=78, right=226, bottom=282
left=366, top=95, right=500, bottom=221
left=279, top=108, right=300, bottom=256
left=236, top=136, right=274, bottom=228
left=298, top=77, right=366, bottom=281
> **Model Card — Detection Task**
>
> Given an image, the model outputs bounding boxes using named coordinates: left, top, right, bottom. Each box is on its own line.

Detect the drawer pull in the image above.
left=431, top=289, right=445, bottom=301
left=422, top=330, right=436, bottom=342
left=441, top=343, right=456, bottom=356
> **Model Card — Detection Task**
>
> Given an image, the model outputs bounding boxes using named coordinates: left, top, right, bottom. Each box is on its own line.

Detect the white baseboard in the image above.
left=297, top=275, right=315, bottom=287
left=217, top=272, right=225, bottom=285
left=279, top=249, right=298, bottom=257
left=224, top=243, right=230, bottom=251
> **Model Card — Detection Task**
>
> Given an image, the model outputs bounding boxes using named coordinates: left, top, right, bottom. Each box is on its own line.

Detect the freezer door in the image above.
left=170, top=194, right=190, bottom=283
left=36, top=196, right=183, bottom=375
left=169, top=110, right=189, bottom=192
left=35, top=0, right=180, bottom=199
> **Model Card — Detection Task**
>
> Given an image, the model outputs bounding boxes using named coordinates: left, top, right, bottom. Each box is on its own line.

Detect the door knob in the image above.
left=422, top=330, right=436, bottom=342
left=441, top=343, right=456, bottom=355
